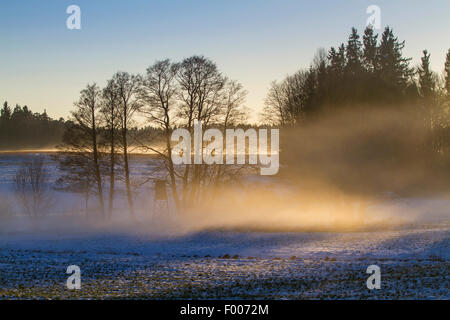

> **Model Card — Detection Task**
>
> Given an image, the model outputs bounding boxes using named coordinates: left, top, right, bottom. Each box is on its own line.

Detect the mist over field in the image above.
left=0, top=144, right=448, bottom=236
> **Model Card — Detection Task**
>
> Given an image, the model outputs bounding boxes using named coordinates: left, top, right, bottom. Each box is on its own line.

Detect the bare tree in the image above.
left=261, top=70, right=312, bottom=125
left=261, top=80, right=287, bottom=125
left=208, top=78, right=249, bottom=189
left=177, top=56, right=226, bottom=204
left=13, top=157, right=51, bottom=217
left=59, top=83, right=106, bottom=217
left=177, top=56, right=226, bottom=126
left=111, top=72, right=142, bottom=218
left=101, top=79, right=121, bottom=218
left=220, top=79, right=248, bottom=129
left=140, top=59, right=181, bottom=210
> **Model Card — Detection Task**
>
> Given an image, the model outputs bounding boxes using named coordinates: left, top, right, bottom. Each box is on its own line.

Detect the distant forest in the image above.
left=0, top=102, right=161, bottom=150
left=0, top=103, right=67, bottom=149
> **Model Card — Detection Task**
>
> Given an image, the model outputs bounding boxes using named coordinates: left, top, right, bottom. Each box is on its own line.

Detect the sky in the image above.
left=1, top=0, right=449, bottom=123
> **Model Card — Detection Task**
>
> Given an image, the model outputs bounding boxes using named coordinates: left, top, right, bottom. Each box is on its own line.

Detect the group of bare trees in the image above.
left=56, top=56, right=248, bottom=218
left=261, top=70, right=314, bottom=126
left=140, top=57, right=249, bottom=211
left=56, top=73, right=140, bottom=218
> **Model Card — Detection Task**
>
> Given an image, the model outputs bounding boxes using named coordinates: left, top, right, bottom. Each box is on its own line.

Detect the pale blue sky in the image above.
left=1, top=0, right=449, bottom=122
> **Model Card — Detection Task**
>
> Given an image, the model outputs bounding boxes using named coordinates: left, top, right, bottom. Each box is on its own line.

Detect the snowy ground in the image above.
left=0, top=221, right=448, bottom=299
left=0, top=152, right=448, bottom=299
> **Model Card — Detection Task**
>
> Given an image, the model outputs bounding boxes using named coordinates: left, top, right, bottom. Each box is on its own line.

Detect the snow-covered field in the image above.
left=0, top=153, right=448, bottom=299
left=0, top=221, right=448, bottom=299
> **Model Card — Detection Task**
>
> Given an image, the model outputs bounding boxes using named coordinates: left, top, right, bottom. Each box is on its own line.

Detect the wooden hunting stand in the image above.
left=151, top=179, right=169, bottom=221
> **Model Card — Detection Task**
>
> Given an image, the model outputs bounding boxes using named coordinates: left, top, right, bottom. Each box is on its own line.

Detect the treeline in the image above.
left=0, top=102, right=68, bottom=149
left=262, top=26, right=449, bottom=125
left=263, top=26, right=450, bottom=195
left=0, top=102, right=164, bottom=150
left=56, top=56, right=249, bottom=218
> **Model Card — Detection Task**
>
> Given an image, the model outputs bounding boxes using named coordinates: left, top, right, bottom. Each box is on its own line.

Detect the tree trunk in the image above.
left=165, top=127, right=180, bottom=211
left=122, top=126, right=134, bottom=218
left=92, top=109, right=105, bottom=218
left=108, top=126, right=115, bottom=219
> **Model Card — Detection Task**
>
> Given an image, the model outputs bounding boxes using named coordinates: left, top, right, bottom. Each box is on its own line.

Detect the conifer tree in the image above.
left=363, top=26, right=378, bottom=73
left=418, top=50, right=436, bottom=100
left=345, top=28, right=363, bottom=77
left=377, top=27, right=412, bottom=94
